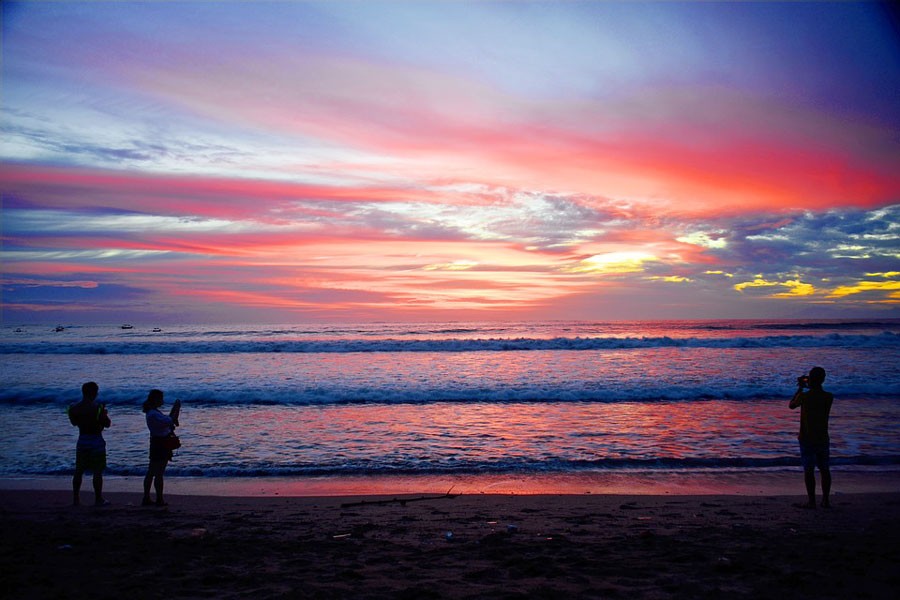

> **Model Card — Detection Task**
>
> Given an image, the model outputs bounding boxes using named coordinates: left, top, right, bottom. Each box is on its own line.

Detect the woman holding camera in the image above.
left=141, top=389, right=181, bottom=507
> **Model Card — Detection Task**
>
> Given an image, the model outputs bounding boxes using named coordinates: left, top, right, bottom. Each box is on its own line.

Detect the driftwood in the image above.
left=340, top=487, right=458, bottom=508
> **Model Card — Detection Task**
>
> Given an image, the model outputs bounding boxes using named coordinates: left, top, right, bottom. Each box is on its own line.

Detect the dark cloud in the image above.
left=2, top=108, right=247, bottom=171
left=702, top=204, right=899, bottom=279
left=3, top=281, right=150, bottom=305
left=3, top=122, right=160, bottom=163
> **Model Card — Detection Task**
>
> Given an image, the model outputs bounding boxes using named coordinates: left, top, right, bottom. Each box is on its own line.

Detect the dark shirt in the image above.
left=68, top=401, right=111, bottom=436
left=796, top=388, right=833, bottom=445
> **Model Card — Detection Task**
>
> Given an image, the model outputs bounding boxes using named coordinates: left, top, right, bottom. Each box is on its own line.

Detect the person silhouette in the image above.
left=68, top=381, right=111, bottom=506
left=789, top=366, right=834, bottom=508
left=141, top=389, right=180, bottom=506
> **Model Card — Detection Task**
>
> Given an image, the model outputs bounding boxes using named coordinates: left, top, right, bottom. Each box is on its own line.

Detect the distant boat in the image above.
left=121, top=324, right=134, bottom=330
left=152, top=328, right=162, bottom=333
left=14, top=328, right=24, bottom=333
left=54, top=326, right=65, bottom=332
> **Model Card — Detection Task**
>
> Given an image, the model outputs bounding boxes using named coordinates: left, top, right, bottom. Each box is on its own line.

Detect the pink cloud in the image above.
left=125, top=54, right=900, bottom=218
left=0, top=164, right=466, bottom=220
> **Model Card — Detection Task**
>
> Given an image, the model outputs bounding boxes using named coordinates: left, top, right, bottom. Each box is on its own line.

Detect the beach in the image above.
left=3, top=476, right=900, bottom=599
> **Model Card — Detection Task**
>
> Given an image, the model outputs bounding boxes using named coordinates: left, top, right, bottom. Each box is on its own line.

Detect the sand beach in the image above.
left=3, top=475, right=900, bottom=599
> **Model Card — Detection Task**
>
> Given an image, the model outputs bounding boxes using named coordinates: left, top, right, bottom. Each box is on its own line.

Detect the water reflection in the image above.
left=3, top=396, right=899, bottom=477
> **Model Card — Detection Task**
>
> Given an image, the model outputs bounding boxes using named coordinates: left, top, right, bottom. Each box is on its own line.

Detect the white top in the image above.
left=146, top=408, right=174, bottom=438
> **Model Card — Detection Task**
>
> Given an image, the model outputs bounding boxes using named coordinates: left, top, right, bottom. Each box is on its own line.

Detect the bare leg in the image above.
left=92, top=472, right=106, bottom=505
left=72, top=468, right=84, bottom=506
left=143, top=462, right=154, bottom=504
left=821, top=467, right=832, bottom=507
left=144, top=460, right=168, bottom=505
left=803, top=468, right=816, bottom=508
left=155, top=467, right=165, bottom=505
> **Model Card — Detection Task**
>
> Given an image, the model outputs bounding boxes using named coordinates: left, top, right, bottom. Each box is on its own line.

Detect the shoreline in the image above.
left=3, top=466, right=899, bottom=498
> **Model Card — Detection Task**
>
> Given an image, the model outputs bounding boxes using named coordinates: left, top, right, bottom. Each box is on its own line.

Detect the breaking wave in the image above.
left=2, top=331, right=898, bottom=355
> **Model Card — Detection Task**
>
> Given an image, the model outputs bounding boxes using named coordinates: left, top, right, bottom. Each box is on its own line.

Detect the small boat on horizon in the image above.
left=54, top=326, right=65, bottom=332
left=152, top=327, right=162, bottom=333
left=121, top=324, right=134, bottom=329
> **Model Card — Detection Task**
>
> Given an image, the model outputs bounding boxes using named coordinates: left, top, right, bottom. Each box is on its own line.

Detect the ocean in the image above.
left=1, top=319, right=898, bottom=481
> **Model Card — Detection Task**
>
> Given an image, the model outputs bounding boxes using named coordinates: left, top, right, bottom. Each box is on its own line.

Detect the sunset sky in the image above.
left=2, top=1, right=899, bottom=324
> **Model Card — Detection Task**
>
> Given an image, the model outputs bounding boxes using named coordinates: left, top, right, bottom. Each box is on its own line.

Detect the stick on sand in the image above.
left=340, top=486, right=457, bottom=508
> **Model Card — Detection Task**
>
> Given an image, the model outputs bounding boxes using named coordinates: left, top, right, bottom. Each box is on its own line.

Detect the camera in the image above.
left=797, top=375, right=810, bottom=388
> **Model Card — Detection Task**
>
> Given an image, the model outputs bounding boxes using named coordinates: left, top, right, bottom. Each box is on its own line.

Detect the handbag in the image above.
left=161, top=433, right=181, bottom=450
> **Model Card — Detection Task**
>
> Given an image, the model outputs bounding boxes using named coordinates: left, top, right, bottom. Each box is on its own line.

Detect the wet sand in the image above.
left=3, top=486, right=900, bottom=599
left=4, top=466, right=899, bottom=497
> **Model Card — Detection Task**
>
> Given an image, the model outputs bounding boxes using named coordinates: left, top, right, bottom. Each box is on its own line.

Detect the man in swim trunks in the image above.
left=68, top=381, right=111, bottom=506
left=789, top=366, right=834, bottom=509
